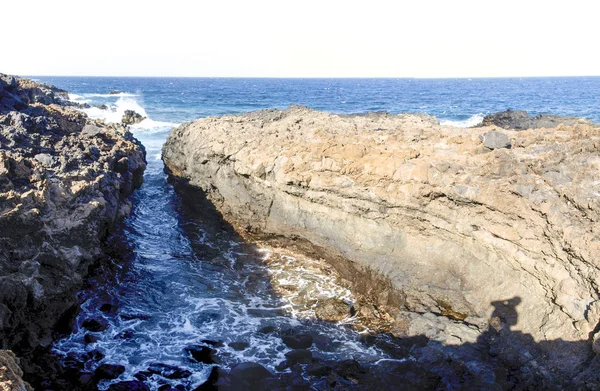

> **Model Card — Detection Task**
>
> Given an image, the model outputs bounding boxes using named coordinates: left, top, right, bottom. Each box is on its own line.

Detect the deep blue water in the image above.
left=35, top=76, right=600, bottom=125
left=30, top=76, right=600, bottom=390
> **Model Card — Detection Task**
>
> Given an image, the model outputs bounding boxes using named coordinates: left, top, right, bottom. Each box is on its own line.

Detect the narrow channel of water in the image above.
left=51, top=124, right=400, bottom=390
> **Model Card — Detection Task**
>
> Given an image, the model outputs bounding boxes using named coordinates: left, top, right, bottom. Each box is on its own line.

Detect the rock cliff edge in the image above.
left=163, top=106, right=600, bottom=385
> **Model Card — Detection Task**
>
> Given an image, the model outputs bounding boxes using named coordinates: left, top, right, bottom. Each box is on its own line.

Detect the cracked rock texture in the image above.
left=163, top=106, right=600, bottom=383
left=0, top=73, right=146, bottom=362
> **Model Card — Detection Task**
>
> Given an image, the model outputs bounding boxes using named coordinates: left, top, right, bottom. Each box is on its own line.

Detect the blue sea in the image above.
left=31, top=76, right=600, bottom=390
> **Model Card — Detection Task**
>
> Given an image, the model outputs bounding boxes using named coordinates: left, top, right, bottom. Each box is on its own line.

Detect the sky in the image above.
left=3, top=0, right=599, bottom=78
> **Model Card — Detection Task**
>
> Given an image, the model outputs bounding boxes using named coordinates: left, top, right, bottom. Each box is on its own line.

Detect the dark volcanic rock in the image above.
left=280, top=329, right=313, bottom=349
left=285, top=349, right=313, bottom=365
left=185, top=345, right=219, bottom=364
left=228, top=341, right=249, bottom=351
left=229, top=362, right=272, bottom=389
left=108, top=380, right=150, bottom=391
left=480, top=109, right=593, bottom=130
left=82, top=317, right=109, bottom=332
left=193, top=366, right=222, bottom=390
left=122, top=109, right=146, bottom=125
left=0, top=73, right=145, bottom=386
left=94, top=364, right=125, bottom=380
left=147, top=363, right=192, bottom=379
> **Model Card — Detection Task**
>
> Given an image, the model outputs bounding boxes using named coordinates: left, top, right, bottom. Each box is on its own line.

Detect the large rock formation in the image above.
left=479, top=108, right=595, bottom=130
left=0, top=73, right=145, bottom=369
left=163, top=106, right=600, bottom=386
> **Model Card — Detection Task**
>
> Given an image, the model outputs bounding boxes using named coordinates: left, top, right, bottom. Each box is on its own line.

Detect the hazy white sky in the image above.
left=4, top=0, right=599, bottom=78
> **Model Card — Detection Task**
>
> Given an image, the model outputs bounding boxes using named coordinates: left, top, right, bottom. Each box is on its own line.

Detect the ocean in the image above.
left=31, top=76, right=600, bottom=390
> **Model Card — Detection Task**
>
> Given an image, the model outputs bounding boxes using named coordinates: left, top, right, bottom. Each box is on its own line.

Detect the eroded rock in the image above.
left=162, top=105, right=600, bottom=386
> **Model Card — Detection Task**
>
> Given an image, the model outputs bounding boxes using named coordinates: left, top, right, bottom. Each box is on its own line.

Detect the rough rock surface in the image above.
left=163, top=106, right=600, bottom=385
left=0, top=73, right=145, bottom=364
left=121, top=110, right=146, bottom=125
left=480, top=108, right=595, bottom=130
left=0, top=351, right=31, bottom=391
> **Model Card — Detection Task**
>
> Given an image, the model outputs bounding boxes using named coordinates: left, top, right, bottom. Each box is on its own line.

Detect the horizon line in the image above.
left=25, top=74, right=600, bottom=80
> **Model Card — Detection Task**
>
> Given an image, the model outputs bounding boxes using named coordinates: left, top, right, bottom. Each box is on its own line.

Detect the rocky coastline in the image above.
left=163, top=105, right=600, bottom=388
left=0, top=74, right=146, bottom=388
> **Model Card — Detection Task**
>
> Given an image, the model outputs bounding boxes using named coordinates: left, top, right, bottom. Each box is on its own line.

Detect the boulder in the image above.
left=229, top=362, right=272, bottom=388
left=82, top=317, right=109, bottom=332
left=314, top=298, right=353, bottom=322
left=122, top=110, right=146, bottom=125
left=284, top=349, right=312, bottom=365
left=94, top=364, right=125, bottom=380
left=185, top=345, right=219, bottom=364
left=280, top=329, right=313, bottom=349
left=147, top=363, right=192, bottom=379
left=479, top=130, right=511, bottom=150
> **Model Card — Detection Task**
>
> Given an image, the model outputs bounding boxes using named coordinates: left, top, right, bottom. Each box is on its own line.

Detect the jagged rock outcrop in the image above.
left=0, top=73, right=146, bottom=360
left=163, top=106, right=600, bottom=385
left=121, top=110, right=146, bottom=125
left=480, top=108, right=595, bottom=130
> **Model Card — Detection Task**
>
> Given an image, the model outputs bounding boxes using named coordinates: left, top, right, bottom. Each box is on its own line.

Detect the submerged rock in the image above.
left=162, top=105, right=600, bottom=387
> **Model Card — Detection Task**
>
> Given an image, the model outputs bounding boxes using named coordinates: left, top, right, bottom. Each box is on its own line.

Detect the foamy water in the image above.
left=53, top=93, right=396, bottom=390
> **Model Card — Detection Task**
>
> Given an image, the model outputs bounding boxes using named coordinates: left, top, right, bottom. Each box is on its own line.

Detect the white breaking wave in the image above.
left=440, top=113, right=485, bottom=128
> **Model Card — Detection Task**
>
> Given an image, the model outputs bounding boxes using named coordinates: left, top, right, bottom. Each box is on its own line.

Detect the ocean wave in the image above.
left=82, top=96, right=148, bottom=124
left=440, top=113, right=484, bottom=128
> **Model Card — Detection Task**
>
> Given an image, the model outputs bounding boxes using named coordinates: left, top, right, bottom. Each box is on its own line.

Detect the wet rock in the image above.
left=122, top=109, right=146, bottom=125
left=281, top=329, right=313, bottom=349
left=258, top=325, right=277, bottom=334
left=84, top=334, right=98, bottom=344
left=134, top=370, right=152, bottom=381
left=229, top=362, right=273, bottom=389
left=162, top=105, right=600, bottom=384
left=108, top=380, right=150, bottom=391
left=0, top=73, right=145, bottom=371
left=115, top=330, right=134, bottom=339
left=285, top=349, right=313, bottom=365
left=228, top=341, right=249, bottom=351
left=109, top=90, right=121, bottom=95
left=120, top=313, right=152, bottom=321
left=82, top=317, right=109, bottom=332
left=479, top=130, right=511, bottom=150
left=193, top=366, right=222, bottom=390
left=99, top=303, right=118, bottom=313
left=186, top=345, right=219, bottom=364
left=275, top=360, right=289, bottom=371
left=94, top=364, right=125, bottom=380
left=306, top=362, right=332, bottom=377
left=314, top=298, right=353, bottom=322
left=201, top=339, right=224, bottom=347
left=147, top=363, right=192, bottom=379
left=83, top=349, right=104, bottom=361
left=334, top=359, right=366, bottom=381
left=97, top=104, right=109, bottom=110
left=480, top=109, right=593, bottom=130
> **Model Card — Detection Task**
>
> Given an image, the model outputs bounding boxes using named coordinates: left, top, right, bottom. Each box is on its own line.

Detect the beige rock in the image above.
left=163, top=106, right=600, bottom=379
